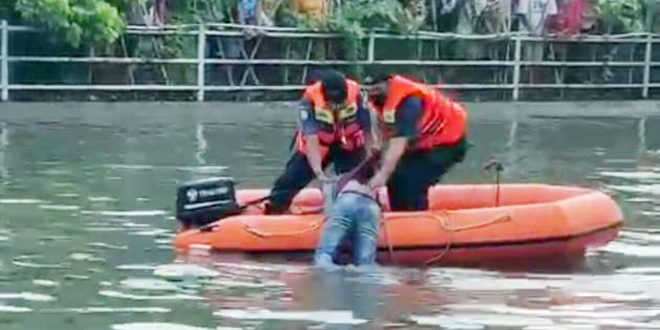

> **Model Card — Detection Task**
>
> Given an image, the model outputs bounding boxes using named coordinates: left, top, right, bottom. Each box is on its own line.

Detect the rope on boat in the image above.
left=241, top=203, right=511, bottom=266
left=238, top=204, right=334, bottom=238
left=384, top=210, right=512, bottom=265
left=382, top=218, right=398, bottom=264
left=242, top=219, right=326, bottom=238
left=291, top=205, right=324, bottom=215
left=435, top=211, right=512, bottom=232
left=427, top=211, right=511, bottom=264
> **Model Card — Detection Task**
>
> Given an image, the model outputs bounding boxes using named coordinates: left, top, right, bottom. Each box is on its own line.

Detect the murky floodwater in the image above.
left=0, top=101, right=659, bottom=329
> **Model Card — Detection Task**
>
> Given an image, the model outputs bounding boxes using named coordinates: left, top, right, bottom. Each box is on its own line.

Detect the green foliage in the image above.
left=161, top=0, right=239, bottom=75
left=327, top=0, right=409, bottom=44
left=0, top=0, right=18, bottom=20
left=15, top=0, right=125, bottom=48
left=170, top=0, right=239, bottom=24
left=295, top=0, right=408, bottom=76
left=596, top=0, right=647, bottom=34
left=104, top=0, right=135, bottom=14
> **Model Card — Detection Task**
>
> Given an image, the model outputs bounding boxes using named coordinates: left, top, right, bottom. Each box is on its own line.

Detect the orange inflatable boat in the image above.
left=173, top=184, right=623, bottom=266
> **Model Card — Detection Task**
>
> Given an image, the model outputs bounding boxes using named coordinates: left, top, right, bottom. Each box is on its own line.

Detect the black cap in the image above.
left=364, top=72, right=393, bottom=85
left=306, top=69, right=324, bottom=85
left=319, top=69, right=347, bottom=105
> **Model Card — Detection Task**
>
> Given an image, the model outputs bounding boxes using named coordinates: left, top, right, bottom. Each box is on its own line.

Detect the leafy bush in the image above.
left=0, top=0, right=18, bottom=21
left=170, top=0, right=238, bottom=24
left=596, top=0, right=647, bottom=34
left=15, top=0, right=125, bottom=48
left=295, top=0, right=408, bottom=67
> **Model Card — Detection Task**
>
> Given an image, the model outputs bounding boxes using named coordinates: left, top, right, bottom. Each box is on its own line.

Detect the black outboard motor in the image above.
left=176, top=177, right=239, bottom=229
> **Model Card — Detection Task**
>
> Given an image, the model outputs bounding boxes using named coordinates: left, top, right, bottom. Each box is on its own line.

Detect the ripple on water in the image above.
left=0, top=292, right=56, bottom=302
left=598, top=171, right=660, bottom=180
left=39, top=204, right=81, bottom=211
left=39, top=169, right=72, bottom=176
left=40, top=235, right=71, bottom=242
left=524, top=326, right=597, bottom=330
left=87, top=242, right=128, bottom=250
left=105, top=164, right=156, bottom=170
left=175, top=166, right=228, bottom=174
left=446, top=276, right=566, bottom=291
left=443, top=303, right=660, bottom=320
left=641, top=211, right=660, bottom=217
left=51, top=182, right=75, bottom=188
left=104, top=164, right=229, bottom=174
left=81, top=210, right=166, bottom=217
left=0, top=305, right=33, bottom=313
left=153, top=264, right=219, bottom=280
left=626, top=197, right=655, bottom=203
left=65, top=274, right=90, bottom=281
left=155, top=238, right=173, bottom=245
left=0, top=198, right=42, bottom=204
left=120, top=278, right=179, bottom=291
left=203, top=278, right=285, bottom=289
left=12, top=256, right=69, bottom=269
left=549, top=303, right=624, bottom=311
left=45, top=307, right=170, bottom=314
left=215, top=309, right=368, bottom=325
left=116, top=264, right=156, bottom=271
left=411, top=314, right=553, bottom=329
left=111, top=323, right=229, bottom=330
left=213, top=262, right=291, bottom=273
left=565, top=318, right=660, bottom=329
left=130, top=229, right=170, bottom=237
left=33, top=279, right=59, bottom=288
left=56, top=193, right=80, bottom=198
left=606, top=184, right=660, bottom=195
left=618, top=267, right=660, bottom=274
left=572, top=291, right=652, bottom=302
left=0, top=229, right=11, bottom=243
left=70, top=253, right=105, bottom=262
left=85, top=227, right=126, bottom=232
left=88, top=196, right=117, bottom=202
left=598, top=241, right=660, bottom=257
left=620, top=231, right=660, bottom=243
left=99, top=290, right=203, bottom=301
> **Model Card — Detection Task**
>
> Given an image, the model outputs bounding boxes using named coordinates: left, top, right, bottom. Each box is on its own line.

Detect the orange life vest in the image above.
left=376, top=75, right=467, bottom=151
left=295, top=79, right=366, bottom=155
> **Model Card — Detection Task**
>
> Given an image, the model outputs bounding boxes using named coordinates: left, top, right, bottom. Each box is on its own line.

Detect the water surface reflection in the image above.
left=0, top=102, right=658, bottom=329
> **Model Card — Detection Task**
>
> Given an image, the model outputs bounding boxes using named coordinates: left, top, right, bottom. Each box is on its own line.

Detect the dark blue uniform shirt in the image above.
left=392, top=96, right=423, bottom=138
left=298, top=95, right=371, bottom=135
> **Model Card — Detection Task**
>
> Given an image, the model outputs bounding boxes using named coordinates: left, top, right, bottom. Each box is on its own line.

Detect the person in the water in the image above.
left=314, top=154, right=382, bottom=268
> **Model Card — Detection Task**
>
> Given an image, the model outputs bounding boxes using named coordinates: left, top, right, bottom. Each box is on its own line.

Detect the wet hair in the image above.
left=337, top=152, right=381, bottom=190
left=353, top=154, right=380, bottom=184
left=319, top=69, right=348, bottom=105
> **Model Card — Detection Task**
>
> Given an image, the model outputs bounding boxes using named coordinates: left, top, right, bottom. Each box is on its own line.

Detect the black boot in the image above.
left=264, top=202, right=286, bottom=215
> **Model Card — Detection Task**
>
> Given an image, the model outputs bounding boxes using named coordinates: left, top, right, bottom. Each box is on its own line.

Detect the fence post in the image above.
left=512, top=34, right=522, bottom=101
left=1, top=20, right=8, bottom=102
left=367, top=31, right=375, bottom=63
left=643, top=33, right=652, bottom=99
left=197, top=24, right=206, bottom=102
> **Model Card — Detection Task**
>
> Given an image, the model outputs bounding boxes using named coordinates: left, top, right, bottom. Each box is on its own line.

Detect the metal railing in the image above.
left=1, top=21, right=659, bottom=102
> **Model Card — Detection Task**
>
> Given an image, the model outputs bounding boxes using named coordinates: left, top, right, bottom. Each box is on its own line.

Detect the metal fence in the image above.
left=2, top=21, right=660, bottom=102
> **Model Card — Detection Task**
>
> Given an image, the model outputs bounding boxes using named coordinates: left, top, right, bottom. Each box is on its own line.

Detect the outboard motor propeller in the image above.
left=176, top=177, right=239, bottom=229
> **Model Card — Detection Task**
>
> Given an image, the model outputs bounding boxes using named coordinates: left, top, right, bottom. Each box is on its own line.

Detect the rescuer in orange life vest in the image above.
left=365, top=74, right=470, bottom=211
left=264, top=69, right=373, bottom=214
